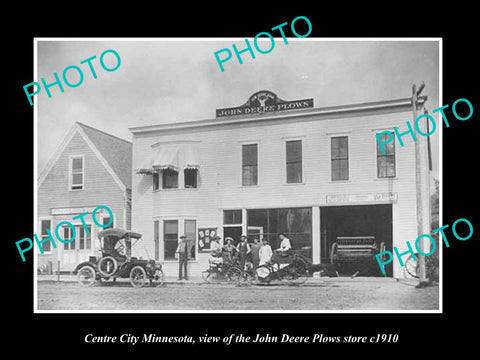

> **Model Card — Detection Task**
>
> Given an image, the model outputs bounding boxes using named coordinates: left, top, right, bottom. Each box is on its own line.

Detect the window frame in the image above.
left=331, top=136, right=349, bottom=181
left=69, top=155, right=85, bottom=191
left=223, top=209, right=243, bottom=225
left=152, top=171, right=160, bottom=191
left=161, top=168, right=179, bottom=189
left=246, top=207, right=313, bottom=259
left=154, top=220, right=160, bottom=261
left=38, top=218, right=52, bottom=253
left=376, top=132, right=396, bottom=178
left=163, top=219, right=179, bottom=261
left=242, top=143, right=258, bottom=186
left=63, top=226, right=74, bottom=250
left=285, top=139, right=303, bottom=184
left=184, top=168, right=198, bottom=189
left=102, top=216, right=114, bottom=229
left=160, top=218, right=198, bottom=262
left=61, top=224, right=93, bottom=251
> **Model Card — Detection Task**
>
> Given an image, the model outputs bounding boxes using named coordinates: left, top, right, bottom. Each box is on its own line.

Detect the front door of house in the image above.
left=60, top=224, right=93, bottom=270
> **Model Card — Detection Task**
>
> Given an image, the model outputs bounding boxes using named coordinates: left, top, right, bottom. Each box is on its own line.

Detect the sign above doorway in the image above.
left=326, top=192, right=398, bottom=204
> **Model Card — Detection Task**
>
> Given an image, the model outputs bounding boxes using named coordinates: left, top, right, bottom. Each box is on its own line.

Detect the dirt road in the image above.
left=36, top=277, right=439, bottom=311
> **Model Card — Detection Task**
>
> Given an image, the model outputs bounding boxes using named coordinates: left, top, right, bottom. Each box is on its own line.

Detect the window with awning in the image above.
left=136, top=142, right=200, bottom=174
left=136, top=142, right=200, bottom=189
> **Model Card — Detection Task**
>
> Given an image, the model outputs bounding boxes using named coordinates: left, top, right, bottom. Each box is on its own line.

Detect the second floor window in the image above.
left=184, top=169, right=198, bottom=188
left=70, top=156, right=84, bottom=190
left=377, top=132, right=396, bottom=178
left=242, top=144, right=258, bottom=186
left=162, top=169, right=178, bottom=189
left=154, top=169, right=197, bottom=189
left=331, top=136, right=349, bottom=181
left=153, top=172, right=160, bottom=190
left=286, top=140, right=302, bottom=183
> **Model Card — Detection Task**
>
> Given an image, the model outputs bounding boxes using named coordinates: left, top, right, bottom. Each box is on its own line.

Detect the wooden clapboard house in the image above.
left=37, top=122, right=132, bottom=273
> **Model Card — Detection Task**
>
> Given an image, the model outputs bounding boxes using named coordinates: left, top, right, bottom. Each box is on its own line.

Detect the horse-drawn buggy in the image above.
left=74, top=228, right=165, bottom=288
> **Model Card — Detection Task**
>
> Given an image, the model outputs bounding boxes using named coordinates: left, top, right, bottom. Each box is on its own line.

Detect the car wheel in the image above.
left=97, top=256, right=118, bottom=277
left=77, top=266, right=96, bottom=287
left=130, top=266, right=147, bottom=288
left=150, top=269, right=165, bottom=287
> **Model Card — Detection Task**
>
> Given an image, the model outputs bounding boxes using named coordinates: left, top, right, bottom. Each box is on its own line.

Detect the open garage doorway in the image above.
left=320, top=204, right=393, bottom=277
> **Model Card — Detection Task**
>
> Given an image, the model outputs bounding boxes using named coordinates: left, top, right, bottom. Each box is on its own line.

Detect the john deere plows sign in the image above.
left=216, top=90, right=313, bottom=118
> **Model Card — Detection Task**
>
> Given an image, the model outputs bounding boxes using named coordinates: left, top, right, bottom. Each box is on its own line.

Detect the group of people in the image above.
left=175, top=232, right=292, bottom=280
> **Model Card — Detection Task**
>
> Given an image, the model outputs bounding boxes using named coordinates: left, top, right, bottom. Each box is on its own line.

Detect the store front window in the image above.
left=163, top=220, right=178, bottom=260
left=224, top=210, right=242, bottom=225
left=246, top=207, right=312, bottom=259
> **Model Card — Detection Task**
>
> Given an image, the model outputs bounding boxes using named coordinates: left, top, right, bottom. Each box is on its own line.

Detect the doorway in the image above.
left=320, top=204, right=393, bottom=277
left=59, top=224, right=93, bottom=271
left=223, top=226, right=242, bottom=245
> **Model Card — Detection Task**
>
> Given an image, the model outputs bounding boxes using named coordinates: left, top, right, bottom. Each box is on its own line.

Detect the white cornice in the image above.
left=129, top=96, right=427, bottom=135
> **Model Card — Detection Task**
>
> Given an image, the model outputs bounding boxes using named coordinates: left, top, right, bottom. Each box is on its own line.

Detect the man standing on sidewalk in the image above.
left=236, top=235, right=251, bottom=270
left=251, top=237, right=261, bottom=270
left=176, top=235, right=189, bottom=280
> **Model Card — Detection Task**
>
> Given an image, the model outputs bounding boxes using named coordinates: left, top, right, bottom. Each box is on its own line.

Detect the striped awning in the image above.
left=182, top=143, right=200, bottom=170
left=136, top=143, right=200, bottom=175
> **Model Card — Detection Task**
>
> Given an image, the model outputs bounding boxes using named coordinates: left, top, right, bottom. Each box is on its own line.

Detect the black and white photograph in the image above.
left=33, top=38, right=440, bottom=312
left=7, top=8, right=479, bottom=354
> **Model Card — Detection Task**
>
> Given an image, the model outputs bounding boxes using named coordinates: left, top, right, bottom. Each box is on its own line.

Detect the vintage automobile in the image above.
left=74, top=228, right=165, bottom=288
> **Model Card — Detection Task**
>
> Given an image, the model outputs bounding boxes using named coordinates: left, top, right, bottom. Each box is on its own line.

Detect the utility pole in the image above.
left=412, top=83, right=427, bottom=285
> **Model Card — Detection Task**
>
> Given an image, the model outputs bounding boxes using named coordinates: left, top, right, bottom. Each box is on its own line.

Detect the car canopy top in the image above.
left=98, top=228, right=142, bottom=240
left=98, top=228, right=143, bottom=255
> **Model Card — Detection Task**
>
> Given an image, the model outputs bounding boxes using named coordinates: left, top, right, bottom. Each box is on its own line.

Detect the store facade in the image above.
left=130, top=90, right=431, bottom=278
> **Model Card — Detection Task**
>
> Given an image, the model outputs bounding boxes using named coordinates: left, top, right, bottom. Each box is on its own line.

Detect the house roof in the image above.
left=38, top=122, right=132, bottom=189
left=77, top=122, right=132, bottom=188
